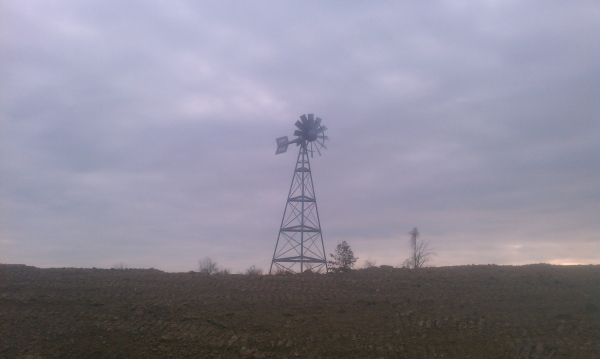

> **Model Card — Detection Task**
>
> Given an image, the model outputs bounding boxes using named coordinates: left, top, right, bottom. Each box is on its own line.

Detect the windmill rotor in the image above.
left=275, top=114, right=329, bottom=158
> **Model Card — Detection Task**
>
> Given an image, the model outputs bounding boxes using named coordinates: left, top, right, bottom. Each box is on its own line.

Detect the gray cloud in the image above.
left=1, top=0, right=598, bottom=271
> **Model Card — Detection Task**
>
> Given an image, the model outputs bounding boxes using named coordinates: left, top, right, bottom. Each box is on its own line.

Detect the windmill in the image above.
left=270, top=114, right=329, bottom=274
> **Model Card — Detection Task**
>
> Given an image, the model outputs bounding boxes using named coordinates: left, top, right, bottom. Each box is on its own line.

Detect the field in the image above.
left=1, top=263, right=599, bottom=358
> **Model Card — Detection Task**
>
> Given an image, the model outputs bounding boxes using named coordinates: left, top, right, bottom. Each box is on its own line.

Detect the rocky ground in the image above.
left=1, top=263, right=598, bottom=359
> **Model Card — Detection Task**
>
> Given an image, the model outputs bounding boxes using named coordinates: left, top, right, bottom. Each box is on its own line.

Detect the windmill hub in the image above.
left=307, top=129, right=317, bottom=141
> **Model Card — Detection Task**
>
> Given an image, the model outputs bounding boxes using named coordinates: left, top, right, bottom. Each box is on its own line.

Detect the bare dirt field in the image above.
left=1, top=263, right=598, bottom=359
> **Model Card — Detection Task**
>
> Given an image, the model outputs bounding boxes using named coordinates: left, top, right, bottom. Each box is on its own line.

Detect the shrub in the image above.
left=198, top=257, right=218, bottom=275
left=328, top=241, right=358, bottom=272
left=275, top=266, right=294, bottom=275
left=363, top=258, right=377, bottom=268
left=112, top=262, right=128, bottom=270
left=216, top=268, right=231, bottom=275
left=245, top=265, right=263, bottom=275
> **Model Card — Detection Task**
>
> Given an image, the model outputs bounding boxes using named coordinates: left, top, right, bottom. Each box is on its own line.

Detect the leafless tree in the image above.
left=403, top=228, right=435, bottom=269
left=363, top=258, right=377, bottom=268
left=112, top=262, right=128, bottom=270
left=215, top=268, right=231, bottom=275
left=328, top=241, right=358, bottom=272
left=274, top=266, right=292, bottom=275
left=198, top=257, right=218, bottom=275
left=245, top=265, right=263, bottom=275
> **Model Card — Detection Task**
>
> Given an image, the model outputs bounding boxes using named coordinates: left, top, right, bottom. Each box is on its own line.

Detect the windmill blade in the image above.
left=310, top=119, right=320, bottom=130
left=293, top=130, right=303, bottom=137
left=317, top=135, right=329, bottom=141
left=295, top=120, right=304, bottom=130
left=307, top=114, right=314, bottom=122
left=300, top=114, right=308, bottom=125
left=315, top=117, right=322, bottom=126
left=316, top=125, right=328, bottom=134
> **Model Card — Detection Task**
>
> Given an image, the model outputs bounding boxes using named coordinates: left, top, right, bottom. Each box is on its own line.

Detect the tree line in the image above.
left=195, top=227, right=434, bottom=275
left=327, top=227, right=434, bottom=272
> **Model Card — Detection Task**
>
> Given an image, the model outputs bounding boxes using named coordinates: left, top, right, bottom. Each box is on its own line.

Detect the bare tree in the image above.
left=112, top=262, right=128, bottom=270
left=245, top=265, right=263, bottom=275
left=328, top=241, right=358, bottom=272
left=198, top=257, right=218, bottom=275
left=274, top=266, right=292, bottom=275
left=215, top=268, right=231, bottom=275
left=404, top=227, right=435, bottom=269
left=363, top=258, right=377, bottom=268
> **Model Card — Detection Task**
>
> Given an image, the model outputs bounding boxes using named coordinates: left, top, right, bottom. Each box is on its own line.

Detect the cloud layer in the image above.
left=2, top=0, right=598, bottom=271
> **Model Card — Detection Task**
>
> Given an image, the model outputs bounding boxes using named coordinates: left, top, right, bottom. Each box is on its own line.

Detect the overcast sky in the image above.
left=1, top=1, right=598, bottom=272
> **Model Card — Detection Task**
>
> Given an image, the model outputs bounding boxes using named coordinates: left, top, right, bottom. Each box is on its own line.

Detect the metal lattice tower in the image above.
left=270, top=114, right=329, bottom=274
